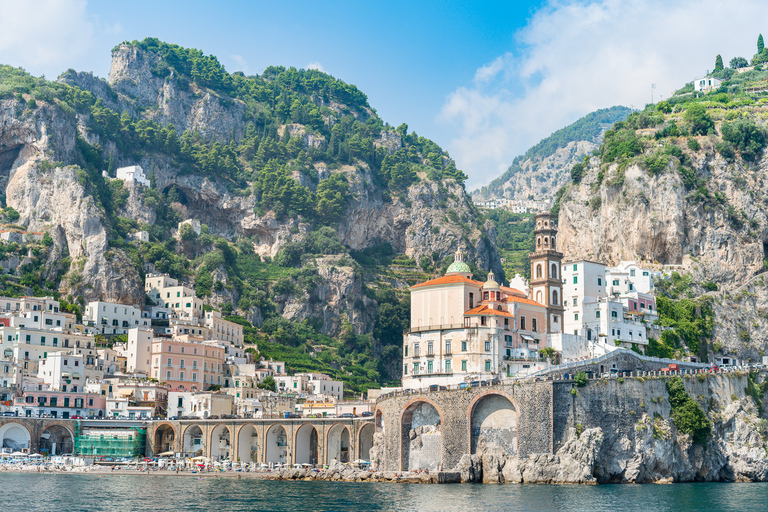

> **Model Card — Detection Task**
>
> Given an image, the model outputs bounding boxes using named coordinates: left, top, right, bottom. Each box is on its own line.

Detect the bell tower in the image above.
left=528, top=213, right=563, bottom=334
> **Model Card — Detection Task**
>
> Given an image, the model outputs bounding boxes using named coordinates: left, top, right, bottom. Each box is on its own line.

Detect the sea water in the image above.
left=2, top=474, right=768, bottom=511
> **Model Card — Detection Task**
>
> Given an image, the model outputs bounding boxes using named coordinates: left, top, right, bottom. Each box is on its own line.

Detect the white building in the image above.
left=167, top=391, right=234, bottom=419
left=115, top=165, right=150, bottom=187
left=37, top=352, right=103, bottom=392
left=145, top=273, right=204, bottom=320
left=562, top=260, right=607, bottom=338
left=605, top=261, right=659, bottom=295
left=83, top=301, right=148, bottom=335
left=300, top=373, right=344, bottom=400
left=693, top=76, right=723, bottom=93
left=114, top=328, right=153, bottom=375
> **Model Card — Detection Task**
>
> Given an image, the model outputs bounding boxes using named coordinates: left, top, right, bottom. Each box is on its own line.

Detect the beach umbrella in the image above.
left=10, top=452, right=27, bottom=457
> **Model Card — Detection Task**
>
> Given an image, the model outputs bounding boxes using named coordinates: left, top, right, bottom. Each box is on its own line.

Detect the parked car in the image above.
left=70, top=415, right=84, bottom=419
left=339, top=412, right=355, bottom=418
left=659, top=364, right=680, bottom=373
left=361, top=411, right=373, bottom=417
left=458, top=383, right=469, bottom=389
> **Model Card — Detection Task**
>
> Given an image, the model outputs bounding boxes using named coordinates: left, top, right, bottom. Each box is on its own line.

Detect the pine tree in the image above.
left=759, top=34, right=764, bottom=54
left=714, top=54, right=724, bottom=72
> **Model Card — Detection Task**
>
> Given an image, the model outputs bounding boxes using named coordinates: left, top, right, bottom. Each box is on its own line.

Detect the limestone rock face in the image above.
left=559, top=146, right=768, bottom=360
left=474, top=140, right=599, bottom=203
left=6, top=161, right=143, bottom=304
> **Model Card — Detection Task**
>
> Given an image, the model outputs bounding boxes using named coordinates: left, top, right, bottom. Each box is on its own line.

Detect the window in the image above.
left=414, top=343, right=420, bottom=357
left=573, top=264, right=577, bottom=271
left=180, top=359, right=185, bottom=368
left=630, top=269, right=636, bottom=277
left=461, top=360, right=467, bottom=371
left=536, top=264, right=542, bottom=278
left=53, top=338, right=58, bottom=347
left=179, top=372, right=184, bottom=381
left=574, top=313, right=579, bottom=321
left=404, top=346, right=408, bottom=357
left=485, top=360, right=491, bottom=372
left=552, top=290, right=558, bottom=305
left=551, top=263, right=557, bottom=278
left=612, top=311, right=618, bottom=318
left=595, top=311, right=601, bottom=319
left=461, top=341, right=467, bottom=352
left=413, top=363, right=419, bottom=375
left=481, top=316, right=487, bottom=326
left=167, top=370, right=172, bottom=379
left=520, top=317, right=526, bottom=330
left=484, top=341, right=491, bottom=352
left=40, top=336, right=45, bottom=346
left=616, top=329, right=621, bottom=338
left=469, top=293, right=474, bottom=308
left=532, top=319, right=538, bottom=332
left=445, top=341, right=451, bottom=354
left=167, top=358, right=172, bottom=366
left=613, top=279, right=619, bottom=286
left=643, top=271, right=649, bottom=276
left=629, top=284, right=634, bottom=291
left=573, top=276, right=578, bottom=284
left=427, top=342, right=434, bottom=356
left=25, top=335, right=30, bottom=342
left=427, top=360, right=433, bottom=373
left=445, top=360, right=451, bottom=372
left=598, top=278, right=602, bottom=286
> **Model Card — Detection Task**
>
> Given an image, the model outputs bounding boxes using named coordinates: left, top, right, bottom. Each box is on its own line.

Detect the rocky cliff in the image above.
left=455, top=374, right=768, bottom=484
left=0, top=41, right=501, bottom=348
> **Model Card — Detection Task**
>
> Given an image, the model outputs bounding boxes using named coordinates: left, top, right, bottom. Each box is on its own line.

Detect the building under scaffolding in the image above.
left=73, top=422, right=146, bottom=458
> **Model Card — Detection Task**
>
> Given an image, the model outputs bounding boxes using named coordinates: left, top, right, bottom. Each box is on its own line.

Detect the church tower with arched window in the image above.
left=528, top=213, right=563, bottom=333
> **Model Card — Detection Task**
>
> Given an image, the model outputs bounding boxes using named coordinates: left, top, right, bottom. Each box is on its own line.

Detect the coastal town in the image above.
left=0, top=207, right=747, bottom=478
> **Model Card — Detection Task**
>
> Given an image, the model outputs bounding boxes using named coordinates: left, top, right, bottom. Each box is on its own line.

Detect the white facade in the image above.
left=562, top=260, right=607, bottom=337
left=115, top=328, right=153, bottom=375
left=83, top=301, right=147, bottom=335
left=167, top=391, right=234, bottom=418
left=606, top=261, right=659, bottom=295
left=693, top=76, right=723, bottom=93
left=37, top=352, right=102, bottom=392
left=115, top=165, right=150, bottom=187
left=300, top=373, right=344, bottom=400
left=145, top=273, right=204, bottom=320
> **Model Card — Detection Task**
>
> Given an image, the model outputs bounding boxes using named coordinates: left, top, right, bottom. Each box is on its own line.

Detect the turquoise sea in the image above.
left=2, top=474, right=768, bottom=511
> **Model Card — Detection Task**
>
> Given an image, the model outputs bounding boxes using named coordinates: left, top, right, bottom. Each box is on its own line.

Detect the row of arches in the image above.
left=156, top=421, right=370, bottom=465
left=394, top=392, right=517, bottom=471
left=0, top=423, right=74, bottom=455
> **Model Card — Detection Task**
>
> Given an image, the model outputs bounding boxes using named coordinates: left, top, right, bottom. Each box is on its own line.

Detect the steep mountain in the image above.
left=0, top=38, right=503, bottom=390
left=556, top=64, right=768, bottom=363
left=473, top=106, right=632, bottom=201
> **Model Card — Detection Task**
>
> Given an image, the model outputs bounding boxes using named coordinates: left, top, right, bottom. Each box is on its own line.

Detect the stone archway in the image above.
left=0, top=422, right=30, bottom=452
left=469, top=393, right=517, bottom=456
left=401, top=400, right=442, bottom=471
left=237, top=424, right=258, bottom=463
left=358, top=423, right=375, bottom=461
left=265, top=424, right=288, bottom=464
left=39, top=425, right=74, bottom=455
left=182, top=424, right=204, bottom=457
left=294, top=424, right=319, bottom=465
left=210, top=424, right=231, bottom=460
left=326, top=423, right=350, bottom=463
left=153, top=423, right=176, bottom=455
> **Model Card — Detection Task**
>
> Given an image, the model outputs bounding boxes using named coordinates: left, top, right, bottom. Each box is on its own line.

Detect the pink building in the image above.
left=13, top=390, right=106, bottom=418
left=150, top=335, right=225, bottom=391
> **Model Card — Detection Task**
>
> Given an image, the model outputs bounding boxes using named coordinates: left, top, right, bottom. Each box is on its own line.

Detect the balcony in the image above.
left=405, top=323, right=465, bottom=334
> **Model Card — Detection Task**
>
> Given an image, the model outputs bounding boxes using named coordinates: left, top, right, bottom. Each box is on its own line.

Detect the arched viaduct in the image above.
left=0, top=418, right=76, bottom=455
left=374, top=382, right=555, bottom=472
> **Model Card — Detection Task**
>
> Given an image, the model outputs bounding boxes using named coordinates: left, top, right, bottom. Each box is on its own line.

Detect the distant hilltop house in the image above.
left=693, top=76, right=723, bottom=93
left=114, top=165, right=150, bottom=187
left=129, top=231, right=149, bottom=243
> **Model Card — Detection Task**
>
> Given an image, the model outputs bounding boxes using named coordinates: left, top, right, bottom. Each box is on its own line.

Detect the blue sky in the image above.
left=4, top=0, right=768, bottom=188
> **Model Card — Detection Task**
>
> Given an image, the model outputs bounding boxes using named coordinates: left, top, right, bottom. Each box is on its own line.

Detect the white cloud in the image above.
left=230, top=54, right=249, bottom=73
left=307, top=61, right=325, bottom=73
left=439, top=0, right=768, bottom=189
left=0, top=0, right=94, bottom=77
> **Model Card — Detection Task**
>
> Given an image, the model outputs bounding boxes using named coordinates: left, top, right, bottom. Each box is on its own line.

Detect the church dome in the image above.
left=445, top=249, right=472, bottom=275
left=483, top=270, right=500, bottom=290
left=446, top=260, right=471, bottom=274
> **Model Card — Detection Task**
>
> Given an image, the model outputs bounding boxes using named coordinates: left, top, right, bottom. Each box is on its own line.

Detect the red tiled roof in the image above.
left=500, top=286, right=526, bottom=297
left=463, top=305, right=514, bottom=317
left=410, top=275, right=484, bottom=289
left=503, top=295, right=545, bottom=307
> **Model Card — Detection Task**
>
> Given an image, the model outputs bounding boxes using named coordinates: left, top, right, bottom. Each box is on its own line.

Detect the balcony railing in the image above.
left=405, top=323, right=466, bottom=334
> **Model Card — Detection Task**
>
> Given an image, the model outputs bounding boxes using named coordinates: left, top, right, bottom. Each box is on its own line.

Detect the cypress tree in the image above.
left=759, top=34, right=765, bottom=54
left=714, top=54, right=724, bottom=72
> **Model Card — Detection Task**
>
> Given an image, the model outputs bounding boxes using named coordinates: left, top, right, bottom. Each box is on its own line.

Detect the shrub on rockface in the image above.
left=666, top=377, right=711, bottom=445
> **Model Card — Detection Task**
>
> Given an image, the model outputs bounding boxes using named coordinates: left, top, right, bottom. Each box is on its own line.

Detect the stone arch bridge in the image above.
left=0, top=417, right=374, bottom=465
left=374, top=382, right=555, bottom=472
